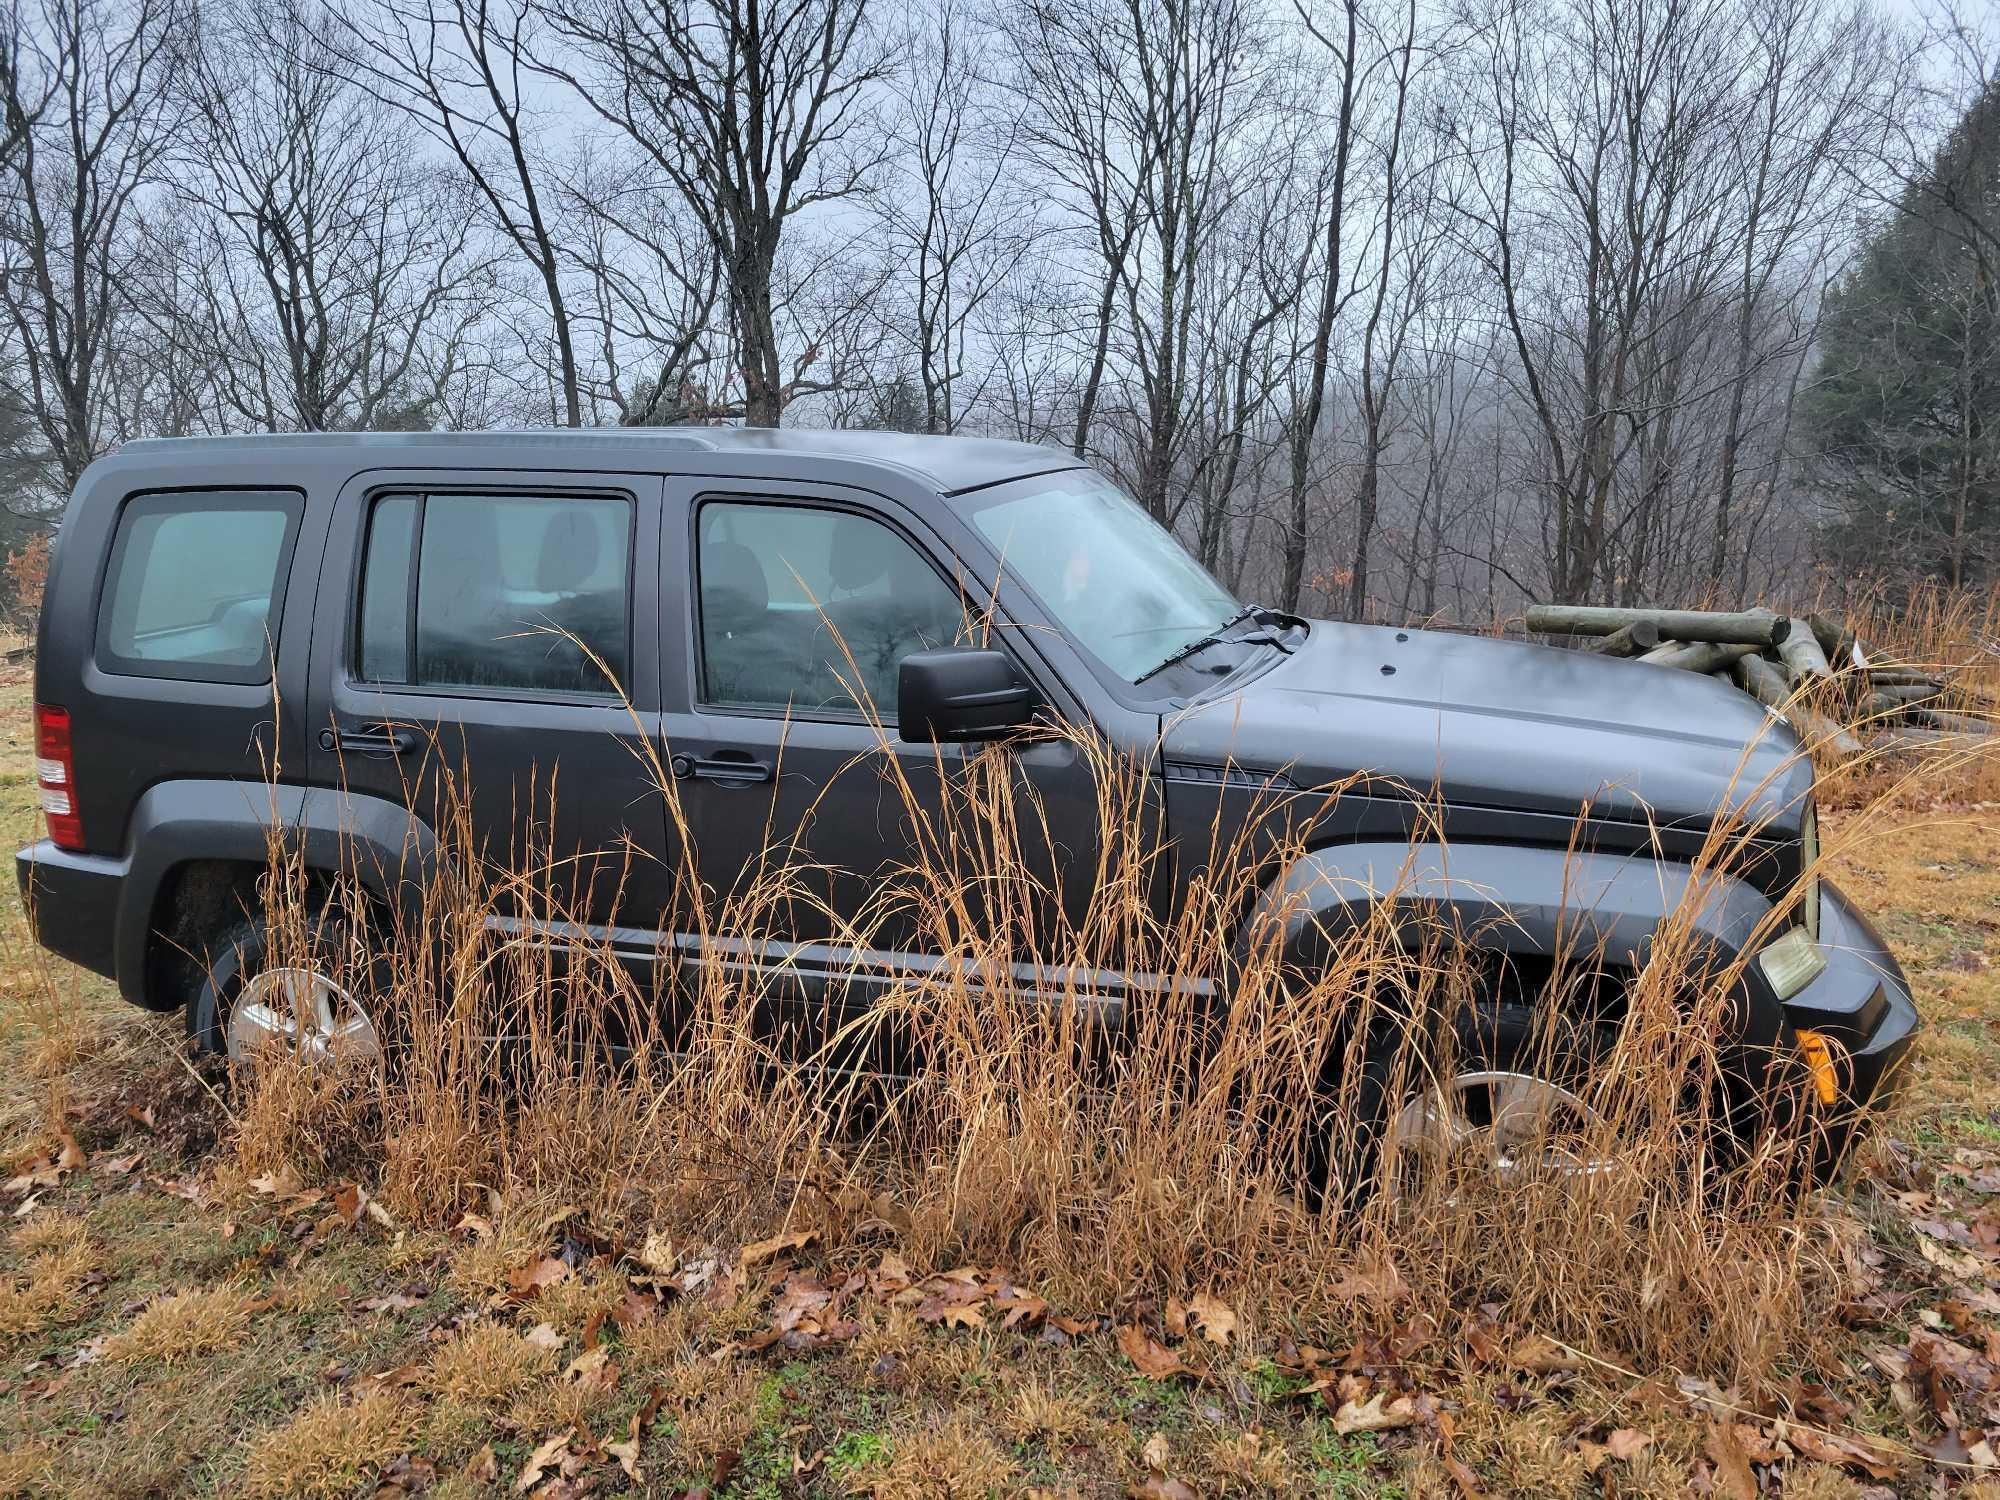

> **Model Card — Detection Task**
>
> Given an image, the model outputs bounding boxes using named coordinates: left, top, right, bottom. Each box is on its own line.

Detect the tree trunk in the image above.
left=1525, top=606, right=1791, bottom=647
left=1581, top=620, right=1662, bottom=655
left=1639, top=640, right=1759, bottom=674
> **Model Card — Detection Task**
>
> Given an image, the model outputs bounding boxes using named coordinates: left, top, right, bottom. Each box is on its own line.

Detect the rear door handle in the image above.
left=671, top=751, right=773, bottom=785
left=320, top=723, right=417, bottom=757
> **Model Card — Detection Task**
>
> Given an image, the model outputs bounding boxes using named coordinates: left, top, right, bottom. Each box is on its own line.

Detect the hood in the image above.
left=1162, top=621, right=1814, bottom=837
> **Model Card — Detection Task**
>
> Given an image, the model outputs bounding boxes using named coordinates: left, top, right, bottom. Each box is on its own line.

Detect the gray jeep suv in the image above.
left=15, top=429, right=1917, bottom=1173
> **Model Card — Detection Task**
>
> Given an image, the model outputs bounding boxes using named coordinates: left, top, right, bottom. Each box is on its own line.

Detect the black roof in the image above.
left=114, top=427, right=1082, bottom=495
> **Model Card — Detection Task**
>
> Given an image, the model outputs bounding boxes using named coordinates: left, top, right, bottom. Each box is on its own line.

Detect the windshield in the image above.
left=966, top=470, right=1241, bottom=682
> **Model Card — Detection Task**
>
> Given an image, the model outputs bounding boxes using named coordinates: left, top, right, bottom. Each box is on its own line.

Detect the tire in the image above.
left=1313, top=991, right=1619, bottom=1206
left=187, top=903, right=390, bottom=1069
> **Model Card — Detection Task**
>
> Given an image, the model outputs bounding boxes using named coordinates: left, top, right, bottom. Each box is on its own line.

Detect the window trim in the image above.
left=348, top=485, right=639, bottom=705
left=690, top=494, right=986, bottom=726
left=93, top=487, right=305, bottom=686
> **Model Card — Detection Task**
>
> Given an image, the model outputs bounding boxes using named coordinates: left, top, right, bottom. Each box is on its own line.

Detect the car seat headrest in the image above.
left=536, top=508, right=604, bottom=592
left=827, top=515, right=890, bottom=591
left=702, top=541, right=770, bottom=634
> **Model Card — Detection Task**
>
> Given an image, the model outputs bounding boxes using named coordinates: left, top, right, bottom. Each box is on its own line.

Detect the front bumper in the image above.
left=1778, top=878, right=1921, bottom=1169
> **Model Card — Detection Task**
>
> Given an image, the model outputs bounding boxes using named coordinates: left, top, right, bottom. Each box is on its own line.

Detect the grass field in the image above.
left=0, top=649, right=1997, bottom=1499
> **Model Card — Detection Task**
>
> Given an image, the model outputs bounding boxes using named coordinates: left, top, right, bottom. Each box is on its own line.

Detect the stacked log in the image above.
left=1522, top=604, right=1994, bottom=762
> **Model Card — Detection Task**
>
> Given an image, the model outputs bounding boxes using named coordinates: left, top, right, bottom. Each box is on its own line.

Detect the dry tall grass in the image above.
left=221, top=658, right=1895, bottom=1396
left=1805, top=582, right=2000, bottom=803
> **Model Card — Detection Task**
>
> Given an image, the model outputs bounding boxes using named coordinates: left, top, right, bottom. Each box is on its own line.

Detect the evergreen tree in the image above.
left=1807, top=78, right=2000, bottom=589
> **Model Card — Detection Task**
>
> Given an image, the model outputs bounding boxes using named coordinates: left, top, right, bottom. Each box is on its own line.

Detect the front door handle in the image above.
left=671, top=750, right=773, bottom=786
left=320, top=722, right=417, bottom=757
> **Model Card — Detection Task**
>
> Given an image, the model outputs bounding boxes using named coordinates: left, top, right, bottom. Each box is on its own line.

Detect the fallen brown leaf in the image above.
left=1331, top=1390, right=1421, bottom=1435
left=1186, top=1291, right=1237, bottom=1346
left=610, top=1288, right=657, bottom=1330
left=1607, top=1428, right=1652, bottom=1460
left=1579, top=1428, right=1653, bottom=1473
left=514, top=1431, right=570, bottom=1493
left=1507, top=1333, right=1583, bottom=1374
left=1704, top=1422, right=1758, bottom=1500
left=607, top=1402, right=645, bottom=1483
left=1327, top=1261, right=1405, bottom=1304
left=249, top=1165, right=302, bottom=1198
left=359, top=1362, right=425, bottom=1391
left=1787, top=1427, right=1898, bottom=1481
left=506, top=1256, right=571, bottom=1298
left=1117, top=1325, right=1191, bottom=1380
left=523, top=1321, right=563, bottom=1352
left=740, top=1228, right=816, bottom=1267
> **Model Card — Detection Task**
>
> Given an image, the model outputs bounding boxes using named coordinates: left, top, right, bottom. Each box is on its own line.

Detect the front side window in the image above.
left=97, top=489, right=302, bottom=683
left=356, top=491, right=631, bottom=696
left=966, top=471, right=1239, bottom=682
left=697, top=501, right=968, bottom=715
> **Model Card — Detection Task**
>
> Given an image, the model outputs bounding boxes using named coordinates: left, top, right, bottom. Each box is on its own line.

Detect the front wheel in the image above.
left=1378, top=1011, right=1613, bottom=1198
left=188, top=908, right=387, bottom=1070
left=1322, top=997, right=1620, bottom=1205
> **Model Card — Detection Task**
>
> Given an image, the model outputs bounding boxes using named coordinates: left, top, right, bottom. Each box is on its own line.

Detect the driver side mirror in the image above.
left=897, top=647, right=1036, bottom=743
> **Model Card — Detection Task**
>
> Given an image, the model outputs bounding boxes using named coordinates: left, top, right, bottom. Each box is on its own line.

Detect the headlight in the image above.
left=1799, top=801, right=1821, bottom=941
left=1759, top=926, right=1827, bottom=999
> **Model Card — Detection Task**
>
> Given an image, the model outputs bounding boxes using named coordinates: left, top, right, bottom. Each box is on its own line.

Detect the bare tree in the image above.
left=999, top=0, right=1149, bottom=461
left=1278, top=0, right=1364, bottom=610
left=166, top=0, right=500, bottom=432
left=1342, top=0, right=1430, bottom=620
left=1706, top=0, right=1885, bottom=584
left=1006, top=0, right=1286, bottom=522
left=1448, top=0, right=1746, bottom=603
left=0, top=0, right=185, bottom=494
left=319, top=0, right=586, bottom=426
left=869, top=0, right=1032, bottom=434
left=541, top=0, right=887, bottom=428
left=558, top=140, right=728, bottom=425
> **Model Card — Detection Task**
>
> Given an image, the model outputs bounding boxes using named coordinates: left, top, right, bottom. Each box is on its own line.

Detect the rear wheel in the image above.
left=188, top=907, right=386, bottom=1069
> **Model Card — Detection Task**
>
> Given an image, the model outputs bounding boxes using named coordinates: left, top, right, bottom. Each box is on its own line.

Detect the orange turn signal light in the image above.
left=1796, top=1029, right=1839, bottom=1106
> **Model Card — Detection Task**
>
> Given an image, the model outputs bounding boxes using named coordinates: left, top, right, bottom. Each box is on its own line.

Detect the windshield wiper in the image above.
left=1134, top=603, right=1280, bottom=684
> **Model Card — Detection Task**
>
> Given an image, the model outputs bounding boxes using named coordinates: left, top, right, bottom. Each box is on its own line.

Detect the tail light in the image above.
left=34, top=704, right=84, bottom=851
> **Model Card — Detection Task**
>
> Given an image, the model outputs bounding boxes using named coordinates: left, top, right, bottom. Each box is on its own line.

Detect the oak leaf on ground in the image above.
left=1117, top=1325, right=1191, bottom=1380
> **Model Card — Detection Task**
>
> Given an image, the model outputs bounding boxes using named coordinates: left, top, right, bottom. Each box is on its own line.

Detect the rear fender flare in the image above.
left=117, top=779, right=438, bottom=1007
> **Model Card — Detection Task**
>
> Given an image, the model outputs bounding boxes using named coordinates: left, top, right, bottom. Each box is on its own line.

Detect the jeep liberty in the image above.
left=16, top=429, right=1918, bottom=1176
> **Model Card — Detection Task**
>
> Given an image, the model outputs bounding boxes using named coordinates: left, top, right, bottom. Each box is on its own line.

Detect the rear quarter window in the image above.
left=96, top=490, right=304, bottom=684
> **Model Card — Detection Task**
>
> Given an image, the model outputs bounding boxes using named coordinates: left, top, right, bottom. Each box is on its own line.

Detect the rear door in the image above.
left=304, top=467, right=674, bottom=935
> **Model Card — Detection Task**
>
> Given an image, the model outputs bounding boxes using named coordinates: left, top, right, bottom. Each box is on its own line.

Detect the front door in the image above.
left=657, top=478, right=1106, bottom=1047
left=305, top=468, right=674, bottom=947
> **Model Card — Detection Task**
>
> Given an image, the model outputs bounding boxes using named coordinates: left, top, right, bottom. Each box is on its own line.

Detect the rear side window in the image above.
left=356, top=491, right=632, bottom=697
left=97, top=490, right=303, bottom=683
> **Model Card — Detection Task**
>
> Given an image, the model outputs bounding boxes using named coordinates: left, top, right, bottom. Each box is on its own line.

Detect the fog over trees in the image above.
left=2, top=0, right=1997, bottom=620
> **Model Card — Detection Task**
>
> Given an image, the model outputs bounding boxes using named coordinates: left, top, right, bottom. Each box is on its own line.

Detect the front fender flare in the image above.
left=1243, top=840, right=1785, bottom=1051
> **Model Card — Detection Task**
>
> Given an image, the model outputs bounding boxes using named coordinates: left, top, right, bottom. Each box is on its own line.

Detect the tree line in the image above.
left=2, top=0, right=1995, bottom=621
